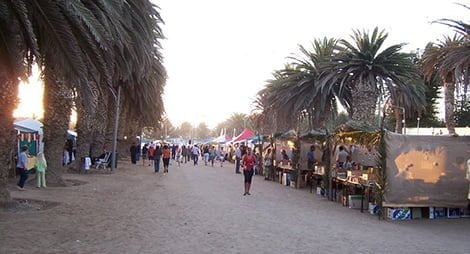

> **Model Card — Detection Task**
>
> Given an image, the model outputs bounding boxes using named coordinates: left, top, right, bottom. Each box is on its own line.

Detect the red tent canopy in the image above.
left=233, top=128, right=256, bottom=143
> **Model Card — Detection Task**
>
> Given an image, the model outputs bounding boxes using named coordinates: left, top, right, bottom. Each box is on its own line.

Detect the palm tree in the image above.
left=258, top=65, right=305, bottom=132
left=422, top=5, right=469, bottom=135
left=319, top=28, right=419, bottom=126
left=422, top=36, right=466, bottom=135
left=0, top=1, right=166, bottom=197
left=0, top=1, right=113, bottom=197
left=0, top=0, right=41, bottom=201
left=284, top=38, right=351, bottom=128
left=44, top=1, right=166, bottom=178
left=38, top=1, right=122, bottom=184
left=256, top=38, right=352, bottom=133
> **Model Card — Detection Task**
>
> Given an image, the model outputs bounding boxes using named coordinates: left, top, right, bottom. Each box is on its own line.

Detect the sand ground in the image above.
left=1, top=159, right=469, bottom=254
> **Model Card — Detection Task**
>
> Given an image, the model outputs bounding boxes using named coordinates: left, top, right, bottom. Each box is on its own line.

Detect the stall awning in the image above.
left=213, top=135, right=231, bottom=143
left=233, top=128, right=256, bottom=143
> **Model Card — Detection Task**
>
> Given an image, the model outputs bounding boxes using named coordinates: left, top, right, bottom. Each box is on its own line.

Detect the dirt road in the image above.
left=1, top=160, right=469, bottom=253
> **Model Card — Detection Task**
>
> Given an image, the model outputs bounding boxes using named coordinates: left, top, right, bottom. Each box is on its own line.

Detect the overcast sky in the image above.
left=156, top=0, right=468, bottom=128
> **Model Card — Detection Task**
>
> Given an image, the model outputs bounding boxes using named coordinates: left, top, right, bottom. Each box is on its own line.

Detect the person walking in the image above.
left=209, top=146, right=216, bottom=167
left=171, top=144, right=177, bottom=160
left=66, top=139, right=74, bottom=164
left=235, top=144, right=241, bottom=174
left=218, top=147, right=226, bottom=167
left=148, top=144, right=155, bottom=166
left=142, top=144, right=149, bottom=166
left=130, top=142, right=137, bottom=164
left=162, top=145, right=172, bottom=175
left=242, top=147, right=256, bottom=196
left=203, top=146, right=210, bottom=166
left=264, top=148, right=273, bottom=180
left=154, top=145, right=162, bottom=173
left=176, top=145, right=182, bottom=167
left=188, top=145, right=193, bottom=162
left=35, top=152, right=47, bottom=188
left=162, top=145, right=171, bottom=174
left=16, top=146, right=29, bottom=190
left=192, top=145, right=200, bottom=165
left=181, top=145, right=187, bottom=163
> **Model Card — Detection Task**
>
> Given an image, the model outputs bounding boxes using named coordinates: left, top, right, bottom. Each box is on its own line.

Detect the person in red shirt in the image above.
left=148, top=144, right=155, bottom=166
left=242, top=147, right=256, bottom=196
left=162, top=145, right=171, bottom=174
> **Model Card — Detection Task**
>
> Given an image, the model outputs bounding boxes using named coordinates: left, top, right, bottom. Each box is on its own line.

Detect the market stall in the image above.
left=382, top=131, right=470, bottom=219
left=14, top=118, right=43, bottom=156
left=231, top=128, right=256, bottom=144
left=325, top=124, right=382, bottom=213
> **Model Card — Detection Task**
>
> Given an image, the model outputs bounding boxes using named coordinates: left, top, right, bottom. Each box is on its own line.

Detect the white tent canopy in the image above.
left=14, top=118, right=43, bottom=134
left=213, top=135, right=231, bottom=143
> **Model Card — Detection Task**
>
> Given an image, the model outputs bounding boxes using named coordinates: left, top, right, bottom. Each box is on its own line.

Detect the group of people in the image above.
left=129, top=141, right=262, bottom=196
left=130, top=143, right=232, bottom=174
left=130, top=142, right=171, bottom=174
left=335, top=145, right=368, bottom=171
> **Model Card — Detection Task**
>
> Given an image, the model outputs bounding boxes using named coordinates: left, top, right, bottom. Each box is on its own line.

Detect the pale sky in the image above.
left=158, top=0, right=468, bottom=128
left=15, top=1, right=467, bottom=128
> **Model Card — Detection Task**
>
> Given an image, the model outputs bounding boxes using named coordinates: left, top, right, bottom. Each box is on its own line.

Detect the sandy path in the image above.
left=1, top=159, right=469, bottom=254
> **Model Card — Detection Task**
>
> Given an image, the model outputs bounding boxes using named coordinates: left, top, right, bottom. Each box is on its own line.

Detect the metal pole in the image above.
left=402, top=107, right=406, bottom=135
left=111, top=85, right=121, bottom=171
left=417, top=117, right=420, bottom=135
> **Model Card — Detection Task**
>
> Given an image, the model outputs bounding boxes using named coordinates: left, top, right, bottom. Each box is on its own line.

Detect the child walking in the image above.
left=35, top=152, right=47, bottom=188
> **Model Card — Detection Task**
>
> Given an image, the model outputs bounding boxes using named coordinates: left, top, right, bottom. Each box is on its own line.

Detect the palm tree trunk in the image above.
left=92, top=96, right=108, bottom=158
left=444, top=81, right=456, bottom=135
left=351, top=83, right=379, bottom=125
left=75, top=104, right=93, bottom=171
left=74, top=80, right=100, bottom=170
left=394, top=109, right=403, bottom=134
left=105, top=93, right=116, bottom=147
left=42, top=73, right=71, bottom=186
left=0, top=72, right=19, bottom=202
left=117, top=105, right=130, bottom=159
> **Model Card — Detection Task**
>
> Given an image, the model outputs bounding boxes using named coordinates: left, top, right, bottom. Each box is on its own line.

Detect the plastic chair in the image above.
left=95, top=152, right=111, bottom=169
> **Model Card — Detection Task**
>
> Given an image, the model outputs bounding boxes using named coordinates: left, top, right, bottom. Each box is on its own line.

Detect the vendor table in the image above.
left=332, top=177, right=375, bottom=213
left=275, top=164, right=312, bottom=188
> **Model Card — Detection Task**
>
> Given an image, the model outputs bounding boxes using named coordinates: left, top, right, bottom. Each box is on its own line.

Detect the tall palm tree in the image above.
left=284, top=38, right=351, bottom=128
left=422, top=36, right=466, bottom=135
left=1, top=1, right=166, bottom=196
left=0, top=1, right=112, bottom=197
left=0, top=0, right=40, bottom=201
left=38, top=1, right=119, bottom=184
left=319, top=28, right=419, bottom=126
left=422, top=5, right=469, bottom=135
left=257, top=38, right=352, bottom=132
left=46, top=0, right=166, bottom=177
